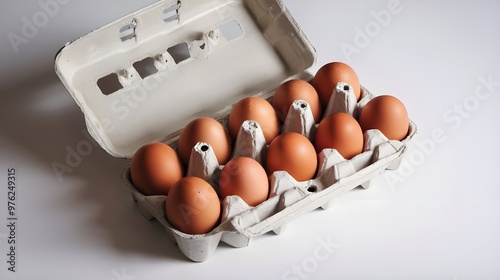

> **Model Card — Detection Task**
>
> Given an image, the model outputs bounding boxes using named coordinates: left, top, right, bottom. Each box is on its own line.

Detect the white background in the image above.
left=1, top=0, right=500, bottom=279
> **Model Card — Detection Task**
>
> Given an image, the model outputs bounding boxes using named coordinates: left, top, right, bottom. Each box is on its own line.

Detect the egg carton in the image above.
left=122, top=83, right=417, bottom=262
left=53, top=0, right=417, bottom=263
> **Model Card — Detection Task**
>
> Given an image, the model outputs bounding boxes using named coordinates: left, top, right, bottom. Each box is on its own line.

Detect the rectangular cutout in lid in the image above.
left=133, top=57, right=158, bottom=79
left=97, top=73, right=123, bottom=95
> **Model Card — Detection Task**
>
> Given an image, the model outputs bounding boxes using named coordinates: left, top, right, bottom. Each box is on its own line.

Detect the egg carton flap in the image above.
left=54, top=0, right=316, bottom=158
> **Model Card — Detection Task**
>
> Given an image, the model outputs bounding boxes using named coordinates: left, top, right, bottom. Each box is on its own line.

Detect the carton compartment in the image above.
left=122, top=85, right=417, bottom=262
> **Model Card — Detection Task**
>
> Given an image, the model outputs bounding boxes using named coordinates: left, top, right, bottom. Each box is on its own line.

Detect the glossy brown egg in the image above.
left=178, top=117, right=232, bottom=166
left=266, top=132, right=317, bottom=181
left=272, top=79, right=322, bottom=123
left=315, top=112, right=364, bottom=159
left=358, top=95, right=409, bottom=141
left=229, top=97, right=280, bottom=144
left=219, top=157, right=269, bottom=207
left=312, top=62, right=361, bottom=109
left=131, top=142, right=184, bottom=195
left=166, top=176, right=221, bottom=234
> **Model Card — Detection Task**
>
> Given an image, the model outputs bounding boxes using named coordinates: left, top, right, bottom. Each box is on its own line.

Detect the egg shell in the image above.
left=266, top=132, right=318, bottom=181
left=219, top=157, right=269, bottom=207
left=358, top=95, right=409, bottom=141
left=272, top=79, right=322, bottom=123
left=314, top=112, right=364, bottom=160
left=313, top=62, right=361, bottom=109
left=178, top=117, right=232, bottom=166
left=229, top=97, right=280, bottom=144
left=130, top=142, right=184, bottom=196
left=166, top=176, right=221, bottom=235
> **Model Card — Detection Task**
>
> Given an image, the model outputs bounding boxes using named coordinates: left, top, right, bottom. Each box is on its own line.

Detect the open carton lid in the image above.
left=55, top=0, right=317, bottom=158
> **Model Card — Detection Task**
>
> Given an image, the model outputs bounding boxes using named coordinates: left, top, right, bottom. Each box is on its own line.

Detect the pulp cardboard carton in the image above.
left=55, top=0, right=417, bottom=262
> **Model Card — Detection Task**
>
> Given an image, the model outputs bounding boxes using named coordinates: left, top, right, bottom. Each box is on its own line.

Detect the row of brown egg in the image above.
left=128, top=62, right=410, bottom=235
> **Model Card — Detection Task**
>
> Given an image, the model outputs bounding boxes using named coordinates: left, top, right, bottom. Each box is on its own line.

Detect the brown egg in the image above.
left=178, top=117, right=231, bottom=166
left=312, top=62, right=361, bottom=109
left=229, top=97, right=280, bottom=144
left=358, top=95, right=409, bottom=141
left=266, top=132, right=317, bottom=181
left=131, top=142, right=184, bottom=195
left=166, top=176, right=221, bottom=234
left=315, top=112, right=364, bottom=159
left=219, top=157, right=269, bottom=207
left=272, top=79, right=322, bottom=123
